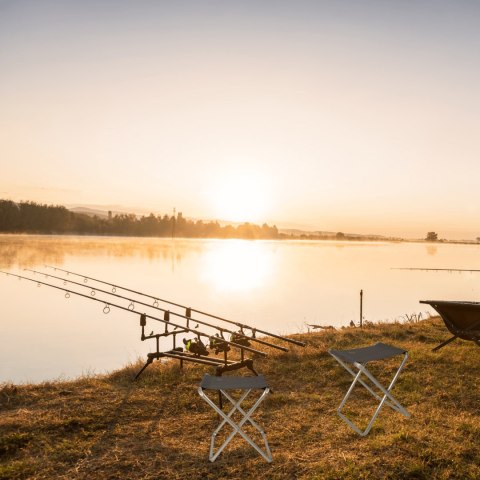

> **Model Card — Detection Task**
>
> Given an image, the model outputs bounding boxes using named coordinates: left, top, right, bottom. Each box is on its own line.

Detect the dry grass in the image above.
left=1, top=317, right=479, bottom=479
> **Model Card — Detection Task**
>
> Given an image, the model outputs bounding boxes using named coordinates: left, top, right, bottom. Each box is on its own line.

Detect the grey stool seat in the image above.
left=330, top=342, right=406, bottom=364
left=329, top=342, right=410, bottom=436
left=198, top=374, right=272, bottom=463
left=200, top=374, right=269, bottom=390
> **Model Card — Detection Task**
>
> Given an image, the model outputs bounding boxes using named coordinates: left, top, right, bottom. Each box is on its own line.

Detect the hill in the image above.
left=1, top=318, right=478, bottom=479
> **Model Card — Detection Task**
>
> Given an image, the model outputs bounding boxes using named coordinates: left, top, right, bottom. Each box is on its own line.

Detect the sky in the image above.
left=1, top=0, right=480, bottom=239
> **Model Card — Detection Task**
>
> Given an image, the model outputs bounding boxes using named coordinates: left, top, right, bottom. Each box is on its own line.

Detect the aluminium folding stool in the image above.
left=198, top=374, right=272, bottom=463
left=329, top=342, right=410, bottom=436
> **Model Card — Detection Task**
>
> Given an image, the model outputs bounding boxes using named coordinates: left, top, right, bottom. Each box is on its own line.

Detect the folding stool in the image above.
left=198, top=374, right=272, bottom=463
left=329, top=342, right=410, bottom=436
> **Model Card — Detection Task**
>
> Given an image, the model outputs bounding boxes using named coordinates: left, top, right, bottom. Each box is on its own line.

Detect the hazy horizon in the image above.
left=1, top=1, right=480, bottom=240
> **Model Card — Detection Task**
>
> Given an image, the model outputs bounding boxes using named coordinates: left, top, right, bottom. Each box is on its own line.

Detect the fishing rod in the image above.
left=25, top=268, right=288, bottom=353
left=0, top=270, right=266, bottom=358
left=392, top=267, right=480, bottom=272
left=43, top=265, right=306, bottom=347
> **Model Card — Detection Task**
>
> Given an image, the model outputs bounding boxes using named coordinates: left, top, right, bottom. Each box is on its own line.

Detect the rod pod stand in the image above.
left=134, top=312, right=259, bottom=381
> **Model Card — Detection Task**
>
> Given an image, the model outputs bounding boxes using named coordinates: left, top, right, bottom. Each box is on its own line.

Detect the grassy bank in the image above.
left=1, top=318, right=479, bottom=480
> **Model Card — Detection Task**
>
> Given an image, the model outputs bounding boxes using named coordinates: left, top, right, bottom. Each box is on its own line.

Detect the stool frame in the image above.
left=329, top=345, right=410, bottom=436
left=198, top=376, right=272, bottom=463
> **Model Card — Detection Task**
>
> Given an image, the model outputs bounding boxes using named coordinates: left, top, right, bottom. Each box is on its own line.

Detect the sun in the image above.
left=208, top=171, right=272, bottom=223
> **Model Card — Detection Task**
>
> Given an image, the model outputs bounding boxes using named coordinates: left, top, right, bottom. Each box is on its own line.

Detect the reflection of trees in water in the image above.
left=0, top=235, right=202, bottom=269
left=425, top=245, right=438, bottom=256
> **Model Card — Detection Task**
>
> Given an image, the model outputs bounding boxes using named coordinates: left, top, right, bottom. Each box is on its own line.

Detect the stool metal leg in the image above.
left=220, top=389, right=272, bottom=462
left=333, top=352, right=410, bottom=436
left=198, top=386, right=272, bottom=463
left=334, top=356, right=403, bottom=413
left=209, top=389, right=251, bottom=460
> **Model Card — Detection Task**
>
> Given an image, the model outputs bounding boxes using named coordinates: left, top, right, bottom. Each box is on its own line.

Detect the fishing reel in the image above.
left=209, top=333, right=231, bottom=355
left=230, top=330, right=251, bottom=347
left=183, top=337, right=209, bottom=357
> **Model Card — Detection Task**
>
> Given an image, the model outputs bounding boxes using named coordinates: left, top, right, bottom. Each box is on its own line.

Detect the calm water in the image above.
left=1, top=234, right=480, bottom=383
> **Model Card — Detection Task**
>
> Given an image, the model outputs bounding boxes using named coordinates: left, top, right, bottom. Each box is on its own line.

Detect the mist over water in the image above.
left=1, top=234, right=480, bottom=383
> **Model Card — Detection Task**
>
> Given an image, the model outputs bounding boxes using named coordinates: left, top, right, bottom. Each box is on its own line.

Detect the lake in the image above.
left=1, top=234, right=479, bottom=384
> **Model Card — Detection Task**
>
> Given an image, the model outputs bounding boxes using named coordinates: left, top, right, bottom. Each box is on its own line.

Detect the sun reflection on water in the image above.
left=201, top=240, right=274, bottom=292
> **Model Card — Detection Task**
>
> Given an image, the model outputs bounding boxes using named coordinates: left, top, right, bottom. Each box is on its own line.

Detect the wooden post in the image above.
left=360, top=289, right=363, bottom=328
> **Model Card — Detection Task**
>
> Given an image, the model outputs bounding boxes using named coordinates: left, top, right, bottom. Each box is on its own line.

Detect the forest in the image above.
left=0, top=199, right=280, bottom=239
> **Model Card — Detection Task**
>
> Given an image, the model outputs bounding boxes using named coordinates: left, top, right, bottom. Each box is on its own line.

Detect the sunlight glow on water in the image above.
left=201, top=241, right=274, bottom=292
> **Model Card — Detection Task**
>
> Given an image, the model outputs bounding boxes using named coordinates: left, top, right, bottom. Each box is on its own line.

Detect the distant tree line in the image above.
left=291, top=231, right=396, bottom=241
left=0, top=200, right=280, bottom=239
